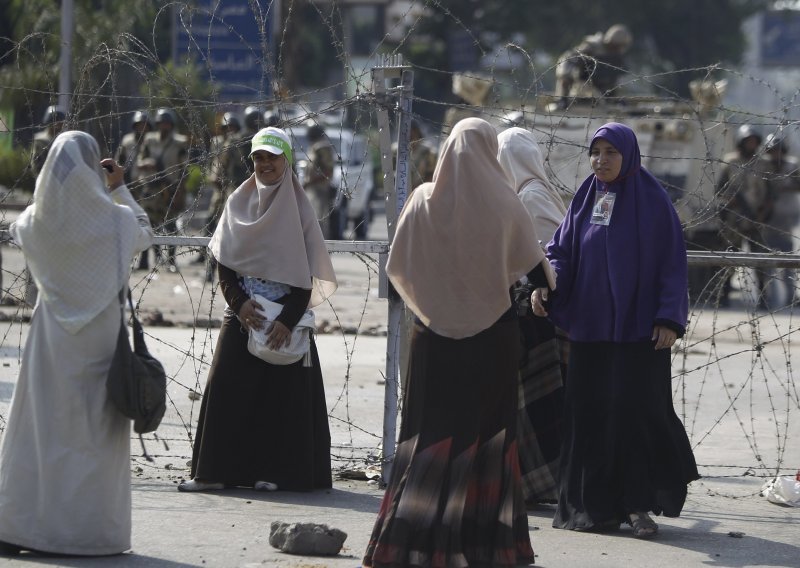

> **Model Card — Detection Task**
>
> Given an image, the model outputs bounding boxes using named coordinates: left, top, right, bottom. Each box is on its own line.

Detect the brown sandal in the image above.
left=629, top=512, right=658, bottom=539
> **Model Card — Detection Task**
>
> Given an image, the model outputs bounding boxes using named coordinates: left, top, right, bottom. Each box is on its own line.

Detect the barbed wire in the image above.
left=0, top=0, right=798, bottom=497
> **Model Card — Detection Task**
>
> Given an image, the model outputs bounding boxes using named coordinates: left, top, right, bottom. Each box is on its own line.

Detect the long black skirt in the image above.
left=190, top=314, right=332, bottom=491
left=553, top=341, right=699, bottom=530
left=363, top=318, right=535, bottom=568
left=517, top=311, right=566, bottom=503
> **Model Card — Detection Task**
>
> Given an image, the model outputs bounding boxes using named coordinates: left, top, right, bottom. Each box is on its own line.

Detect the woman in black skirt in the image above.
left=178, top=127, right=337, bottom=493
left=363, top=118, right=556, bottom=567
left=534, top=122, right=699, bottom=538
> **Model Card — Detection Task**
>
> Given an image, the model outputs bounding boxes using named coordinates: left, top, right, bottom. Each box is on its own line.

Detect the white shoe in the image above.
left=177, top=479, right=224, bottom=492
left=254, top=481, right=278, bottom=491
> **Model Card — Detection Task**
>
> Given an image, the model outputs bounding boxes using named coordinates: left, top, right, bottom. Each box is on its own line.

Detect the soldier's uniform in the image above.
left=555, top=24, right=632, bottom=102
left=30, top=130, right=54, bottom=177
left=760, top=135, right=800, bottom=307
left=115, top=111, right=151, bottom=192
left=137, top=124, right=189, bottom=268
left=715, top=126, right=770, bottom=305
left=305, top=134, right=336, bottom=238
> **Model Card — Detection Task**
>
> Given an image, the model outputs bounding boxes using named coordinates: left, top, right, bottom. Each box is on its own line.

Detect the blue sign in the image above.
left=173, top=0, right=272, bottom=101
left=761, top=10, right=800, bottom=67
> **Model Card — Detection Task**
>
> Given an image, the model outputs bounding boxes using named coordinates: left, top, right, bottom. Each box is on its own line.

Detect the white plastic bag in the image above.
left=761, top=476, right=800, bottom=507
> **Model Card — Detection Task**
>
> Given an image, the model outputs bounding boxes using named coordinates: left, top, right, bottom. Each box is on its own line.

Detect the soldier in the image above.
left=136, top=107, right=189, bottom=271
left=115, top=110, right=151, bottom=188
left=760, top=132, right=800, bottom=308
left=716, top=124, right=770, bottom=306
left=392, top=120, right=437, bottom=193
left=263, top=109, right=281, bottom=128
left=242, top=105, right=264, bottom=138
left=30, top=105, right=66, bottom=176
left=304, top=122, right=337, bottom=239
left=555, top=24, right=633, bottom=105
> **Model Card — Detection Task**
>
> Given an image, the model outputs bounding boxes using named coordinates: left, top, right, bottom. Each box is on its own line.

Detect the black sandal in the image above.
left=629, top=512, right=658, bottom=539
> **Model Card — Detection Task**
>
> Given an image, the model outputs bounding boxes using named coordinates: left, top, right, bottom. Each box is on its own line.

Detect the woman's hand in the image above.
left=267, top=321, right=291, bottom=349
left=532, top=288, right=549, bottom=317
left=238, top=298, right=265, bottom=331
left=652, top=325, right=678, bottom=350
left=101, top=158, right=124, bottom=191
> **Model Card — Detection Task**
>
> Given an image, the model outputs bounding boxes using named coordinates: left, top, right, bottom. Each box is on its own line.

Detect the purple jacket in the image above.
left=547, top=122, right=688, bottom=342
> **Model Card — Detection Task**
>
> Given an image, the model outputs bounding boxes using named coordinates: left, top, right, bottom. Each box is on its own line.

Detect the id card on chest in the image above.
left=591, top=191, right=616, bottom=226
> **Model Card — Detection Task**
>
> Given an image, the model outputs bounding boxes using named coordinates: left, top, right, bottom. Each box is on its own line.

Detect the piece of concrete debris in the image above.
left=269, top=521, right=347, bottom=556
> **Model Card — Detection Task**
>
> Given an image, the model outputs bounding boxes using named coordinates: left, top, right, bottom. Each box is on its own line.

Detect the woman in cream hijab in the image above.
left=497, top=126, right=569, bottom=507
left=363, top=118, right=554, bottom=567
left=0, top=131, right=153, bottom=556
left=179, top=127, right=337, bottom=493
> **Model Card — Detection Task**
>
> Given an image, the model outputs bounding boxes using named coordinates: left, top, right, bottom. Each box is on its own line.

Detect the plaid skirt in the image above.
left=363, top=317, right=535, bottom=567
left=516, top=311, right=567, bottom=503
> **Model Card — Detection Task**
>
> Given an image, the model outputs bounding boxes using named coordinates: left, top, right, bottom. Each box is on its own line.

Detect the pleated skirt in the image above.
left=363, top=318, right=535, bottom=568
left=516, top=312, right=566, bottom=504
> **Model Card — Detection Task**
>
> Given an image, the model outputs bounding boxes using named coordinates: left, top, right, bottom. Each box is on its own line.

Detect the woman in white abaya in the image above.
left=0, top=131, right=153, bottom=556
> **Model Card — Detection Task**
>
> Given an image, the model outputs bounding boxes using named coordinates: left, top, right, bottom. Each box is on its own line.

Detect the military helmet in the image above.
left=221, top=111, right=241, bottom=130
left=603, top=24, right=633, bottom=49
left=263, top=110, right=280, bottom=128
left=764, top=132, right=787, bottom=153
left=155, top=107, right=177, bottom=125
left=306, top=121, right=325, bottom=142
left=42, top=105, right=66, bottom=125
left=735, top=124, right=762, bottom=148
left=244, top=105, right=263, bottom=131
left=131, top=110, right=150, bottom=127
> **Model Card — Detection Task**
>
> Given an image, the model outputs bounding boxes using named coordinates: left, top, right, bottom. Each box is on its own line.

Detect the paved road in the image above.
left=0, top=207, right=798, bottom=566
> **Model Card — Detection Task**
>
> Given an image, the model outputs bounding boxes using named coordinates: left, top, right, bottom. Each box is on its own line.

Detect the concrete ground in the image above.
left=0, top=210, right=798, bottom=567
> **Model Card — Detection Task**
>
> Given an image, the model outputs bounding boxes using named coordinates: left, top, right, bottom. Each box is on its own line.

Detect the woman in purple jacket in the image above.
left=534, top=122, right=698, bottom=539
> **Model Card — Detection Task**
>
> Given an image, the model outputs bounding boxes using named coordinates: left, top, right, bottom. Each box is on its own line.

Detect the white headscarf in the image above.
left=10, top=131, right=142, bottom=334
left=387, top=118, right=553, bottom=339
left=497, top=127, right=568, bottom=244
left=208, top=164, right=337, bottom=308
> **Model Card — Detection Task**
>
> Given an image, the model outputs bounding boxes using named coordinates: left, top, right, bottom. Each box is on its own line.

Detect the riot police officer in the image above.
left=31, top=105, right=66, bottom=176
left=136, top=107, right=189, bottom=271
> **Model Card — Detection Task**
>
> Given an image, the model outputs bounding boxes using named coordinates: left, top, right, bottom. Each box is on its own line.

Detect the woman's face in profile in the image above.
left=252, top=150, right=287, bottom=185
left=590, top=138, right=623, bottom=183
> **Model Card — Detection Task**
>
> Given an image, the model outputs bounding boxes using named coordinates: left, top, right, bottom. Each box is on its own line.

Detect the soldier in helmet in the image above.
left=243, top=105, right=264, bottom=138
left=760, top=132, right=800, bottom=308
left=115, top=110, right=151, bottom=188
left=31, top=105, right=67, bottom=176
left=197, top=111, right=245, bottom=267
left=716, top=124, right=770, bottom=306
left=136, top=107, right=189, bottom=271
left=555, top=24, right=633, bottom=105
left=263, top=110, right=280, bottom=128
left=304, top=122, right=337, bottom=238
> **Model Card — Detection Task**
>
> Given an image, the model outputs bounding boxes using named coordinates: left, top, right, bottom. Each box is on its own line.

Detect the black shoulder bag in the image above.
left=106, top=288, right=167, bottom=460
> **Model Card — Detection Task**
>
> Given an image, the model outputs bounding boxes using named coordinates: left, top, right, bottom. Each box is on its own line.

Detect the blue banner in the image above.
left=761, top=10, right=800, bottom=68
left=173, top=0, right=272, bottom=102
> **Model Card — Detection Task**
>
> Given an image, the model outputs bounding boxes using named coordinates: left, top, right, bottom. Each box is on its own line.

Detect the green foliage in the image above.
left=0, top=144, right=34, bottom=192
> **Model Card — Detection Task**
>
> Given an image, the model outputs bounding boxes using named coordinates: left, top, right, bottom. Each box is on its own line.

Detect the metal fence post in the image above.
left=372, top=55, right=413, bottom=485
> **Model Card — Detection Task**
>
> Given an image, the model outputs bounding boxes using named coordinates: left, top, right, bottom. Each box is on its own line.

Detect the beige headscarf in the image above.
left=386, top=118, right=553, bottom=339
left=10, top=131, right=142, bottom=334
left=208, top=164, right=337, bottom=308
left=497, top=127, right=568, bottom=244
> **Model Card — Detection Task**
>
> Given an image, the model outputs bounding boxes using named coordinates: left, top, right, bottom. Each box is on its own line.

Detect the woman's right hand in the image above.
left=532, top=288, right=549, bottom=317
left=238, top=298, right=265, bottom=331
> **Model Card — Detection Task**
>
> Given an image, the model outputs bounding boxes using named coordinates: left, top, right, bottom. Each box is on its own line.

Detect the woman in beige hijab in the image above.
left=497, top=127, right=568, bottom=507
left=363, top=118, right=554, bottom=567
left=178, top=127, right=337, bottom=493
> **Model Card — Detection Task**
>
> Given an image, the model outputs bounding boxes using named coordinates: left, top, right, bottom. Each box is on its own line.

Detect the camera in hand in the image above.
left=103, top=164, right=114, bottom=173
